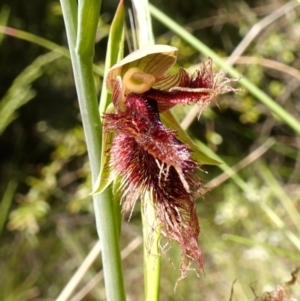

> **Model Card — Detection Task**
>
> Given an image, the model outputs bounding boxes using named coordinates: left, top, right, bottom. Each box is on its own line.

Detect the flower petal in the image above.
left=109, top=132, right=204, bottom=278
left=103, top=92, right=205, bottom=277
left=144, top=58, right=239, bottom=115
left=153, top=67, right=190, bottom=90
left=106, top=45, right=178, bottom=92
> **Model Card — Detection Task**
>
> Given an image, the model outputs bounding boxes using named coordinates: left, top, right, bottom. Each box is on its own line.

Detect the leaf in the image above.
left=160, top=110, right=221, bottom=165
left=94, top=0, right=125, bottom=193
left=99, top=0, right=125, bottom=113
left=0, top=6, right=10, bottom=45
left=0, top=51, right=61, bottom=135
left=76, top=0, right=101, bottom=57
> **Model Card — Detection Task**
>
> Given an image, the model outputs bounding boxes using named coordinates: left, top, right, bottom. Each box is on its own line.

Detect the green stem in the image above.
left=132, top=0, right=161, bottom=299
left=149, top=4, right=300, bottom=135
left=142, top=196, right=161, bottom=301
left=60, top=0, right=126, bottom=300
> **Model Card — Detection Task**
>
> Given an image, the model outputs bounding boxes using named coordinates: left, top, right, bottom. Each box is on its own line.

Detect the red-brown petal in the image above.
left=103, top=93, right=204, bottom=276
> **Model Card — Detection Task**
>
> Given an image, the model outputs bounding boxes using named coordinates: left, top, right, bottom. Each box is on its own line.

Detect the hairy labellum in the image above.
left=103, top=45, right=239, bottom=280
left=104, top=93, right=204, bottom=276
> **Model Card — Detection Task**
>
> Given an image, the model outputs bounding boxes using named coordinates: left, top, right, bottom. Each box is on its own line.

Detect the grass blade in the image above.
left=149, top=4, right=300, bottom=135
left=224, top=234, right=300, bottom=262
left=0, top=181, right=17, bottom=237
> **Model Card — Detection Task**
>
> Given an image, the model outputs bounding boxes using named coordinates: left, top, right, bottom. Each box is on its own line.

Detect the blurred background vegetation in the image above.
left=0, top=0, right=300, bottom=300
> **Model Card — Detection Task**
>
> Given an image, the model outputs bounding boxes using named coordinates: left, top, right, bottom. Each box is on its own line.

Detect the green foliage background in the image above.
left=0, top=0, right=300, bottom=300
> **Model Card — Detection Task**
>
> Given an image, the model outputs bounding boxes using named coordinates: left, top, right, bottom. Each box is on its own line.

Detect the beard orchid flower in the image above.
left=94, top=45, right=238, bottom=280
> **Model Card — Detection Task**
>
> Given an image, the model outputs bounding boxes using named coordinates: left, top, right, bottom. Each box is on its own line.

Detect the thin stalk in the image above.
left=60, top=0, right=126, bottom=300
left=149, top=4, right=300, bottom=135
left=131, top=0, right=161, bottom=299
left=142, top=196, right=161, bottom=301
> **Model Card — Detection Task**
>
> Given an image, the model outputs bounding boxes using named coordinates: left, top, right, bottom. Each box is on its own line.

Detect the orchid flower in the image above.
left=94, top=44, right=238, bottom=280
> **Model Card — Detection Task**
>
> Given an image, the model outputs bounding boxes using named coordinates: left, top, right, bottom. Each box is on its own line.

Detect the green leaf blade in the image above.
left=76, top=0, right=101, bottom=57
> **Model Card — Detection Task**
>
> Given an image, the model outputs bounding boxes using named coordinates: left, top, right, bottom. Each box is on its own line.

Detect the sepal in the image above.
left=91, top=103, right=115, bottom=195
left=160, top=110, right=221, bottom=165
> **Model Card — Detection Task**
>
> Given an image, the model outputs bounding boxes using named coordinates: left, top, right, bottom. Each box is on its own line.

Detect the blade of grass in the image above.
left=0, top=51, right=61, bottom=134
left=193, top=139, right=249, bottom=192
left=258, top=163, right=300, bottom=235
left=226, top=0, right=299, bottom=66
left=0, top=181, right=17, bottom=237
left=0, top=5, right=10, bottom=44
left=260, top=202, right=300, bottom=251
left=69, top=237, right=142, bottom=301
left=0, top=26, right=104, bottom=76
left=76, top=0, right=101, bottom=57
left=203, top=138, right=275, bottom=189
left=0, top=26, right=70, bottom=58
left=149, top=4, right=300, bottom=135
left=99, top=0, right=125, bottom=114
left=181, top=1, right=299, bottom=129
left=59, top=0, right=126, bottom=300
left=223, top=234, right=300, bottom=262
left=57, top=225, right=102, bottom=299
left=56, top=240, right=101, bottom=301
left=191, top=139, right=300, bottom=253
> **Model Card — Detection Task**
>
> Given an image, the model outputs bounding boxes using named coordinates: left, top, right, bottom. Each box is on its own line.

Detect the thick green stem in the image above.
left=60, top=0, right=126, bottom=300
